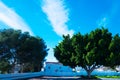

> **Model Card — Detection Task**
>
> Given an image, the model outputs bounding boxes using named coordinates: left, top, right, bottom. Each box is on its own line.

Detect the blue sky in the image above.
left=0, top=0, right=120, bottom=62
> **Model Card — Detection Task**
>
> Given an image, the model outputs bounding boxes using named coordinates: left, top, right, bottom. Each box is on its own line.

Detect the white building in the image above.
left=43, top=62, right=73, bottom=73
left=42, top=62, right=120, bottom=76
left=41, top=62, right=79, bottom=76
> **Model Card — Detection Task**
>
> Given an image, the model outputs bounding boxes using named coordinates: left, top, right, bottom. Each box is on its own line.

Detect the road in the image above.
left=29, top=76, right=81, bottom=80
left=29, top=77, right=120, bottom=80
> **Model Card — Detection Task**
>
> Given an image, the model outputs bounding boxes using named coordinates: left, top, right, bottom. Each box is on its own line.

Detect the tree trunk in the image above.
left=84, top=65, right=96, bottom=78
left=20, top=63, right=24, bottom=73
left=86, top=69, right=92, bottom=78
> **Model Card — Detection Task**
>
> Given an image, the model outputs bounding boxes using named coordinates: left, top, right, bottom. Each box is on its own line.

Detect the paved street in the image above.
left=29, top=77, right=120, bottom=80
left=29, top=76, right=83, bottom=80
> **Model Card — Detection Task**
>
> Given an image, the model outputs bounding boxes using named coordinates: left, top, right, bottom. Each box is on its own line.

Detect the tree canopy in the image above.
left=0, top=29, right=48, bottom=73
left=54, top=27, right=120, bottom=77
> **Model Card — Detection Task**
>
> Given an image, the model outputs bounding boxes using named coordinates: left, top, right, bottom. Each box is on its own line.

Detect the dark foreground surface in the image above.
left=28, top=76, right=120, bottom=80
left=29, top=76, right=81, bottom=80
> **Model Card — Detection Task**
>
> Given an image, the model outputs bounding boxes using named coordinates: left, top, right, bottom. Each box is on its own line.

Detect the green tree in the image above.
left=108, top=34, right=120, bottom=69
left=54, top=28, right=119, bottom=77
left=0, top=29, right=48, bottom=73
left=0, top=59, right=11, bottom=74
left=17, top=36, right=48, bottom=72
left=0, top=29, right=16, bottom=73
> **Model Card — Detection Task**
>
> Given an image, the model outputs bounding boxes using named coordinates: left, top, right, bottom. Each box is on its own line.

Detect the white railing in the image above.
left=0, top=71, right=120, bottom=80
left=0, top=72, right=44, bottom=80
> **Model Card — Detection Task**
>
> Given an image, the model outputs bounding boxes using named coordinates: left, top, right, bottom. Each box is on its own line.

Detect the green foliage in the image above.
left=54, top=27, right=120, bottom=77
left=0, top=59, right=11, bottom=74
left=0, top=28, right=48, bottom=73
left=96, top=76, right=120, bottom=78
left=108, top=34, right=120, bottom=67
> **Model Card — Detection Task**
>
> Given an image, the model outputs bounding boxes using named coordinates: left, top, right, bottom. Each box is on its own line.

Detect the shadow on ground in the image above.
left=28, top=76, right=102, bottom=80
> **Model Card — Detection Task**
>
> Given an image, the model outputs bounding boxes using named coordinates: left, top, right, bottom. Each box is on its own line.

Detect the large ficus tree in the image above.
left=0, top=29, right=48, bottom=73
left=54, top=27, right=120, bottom=77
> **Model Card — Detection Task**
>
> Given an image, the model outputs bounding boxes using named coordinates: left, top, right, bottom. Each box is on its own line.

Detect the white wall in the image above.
left=44, top=62, right=73, bottom=73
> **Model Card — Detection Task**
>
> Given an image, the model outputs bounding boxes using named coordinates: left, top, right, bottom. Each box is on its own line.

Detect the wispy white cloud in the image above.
left=42, top=0, right=74, bottom=37
left=0, top=1, right=34, bottom=35
left=97, top=1, right=120, bottom=28
left=97, top=17, right=108, bottom=27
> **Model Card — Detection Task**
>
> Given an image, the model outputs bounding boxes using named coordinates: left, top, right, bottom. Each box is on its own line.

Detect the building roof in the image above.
left=46, top=62, right=62, bottom=65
